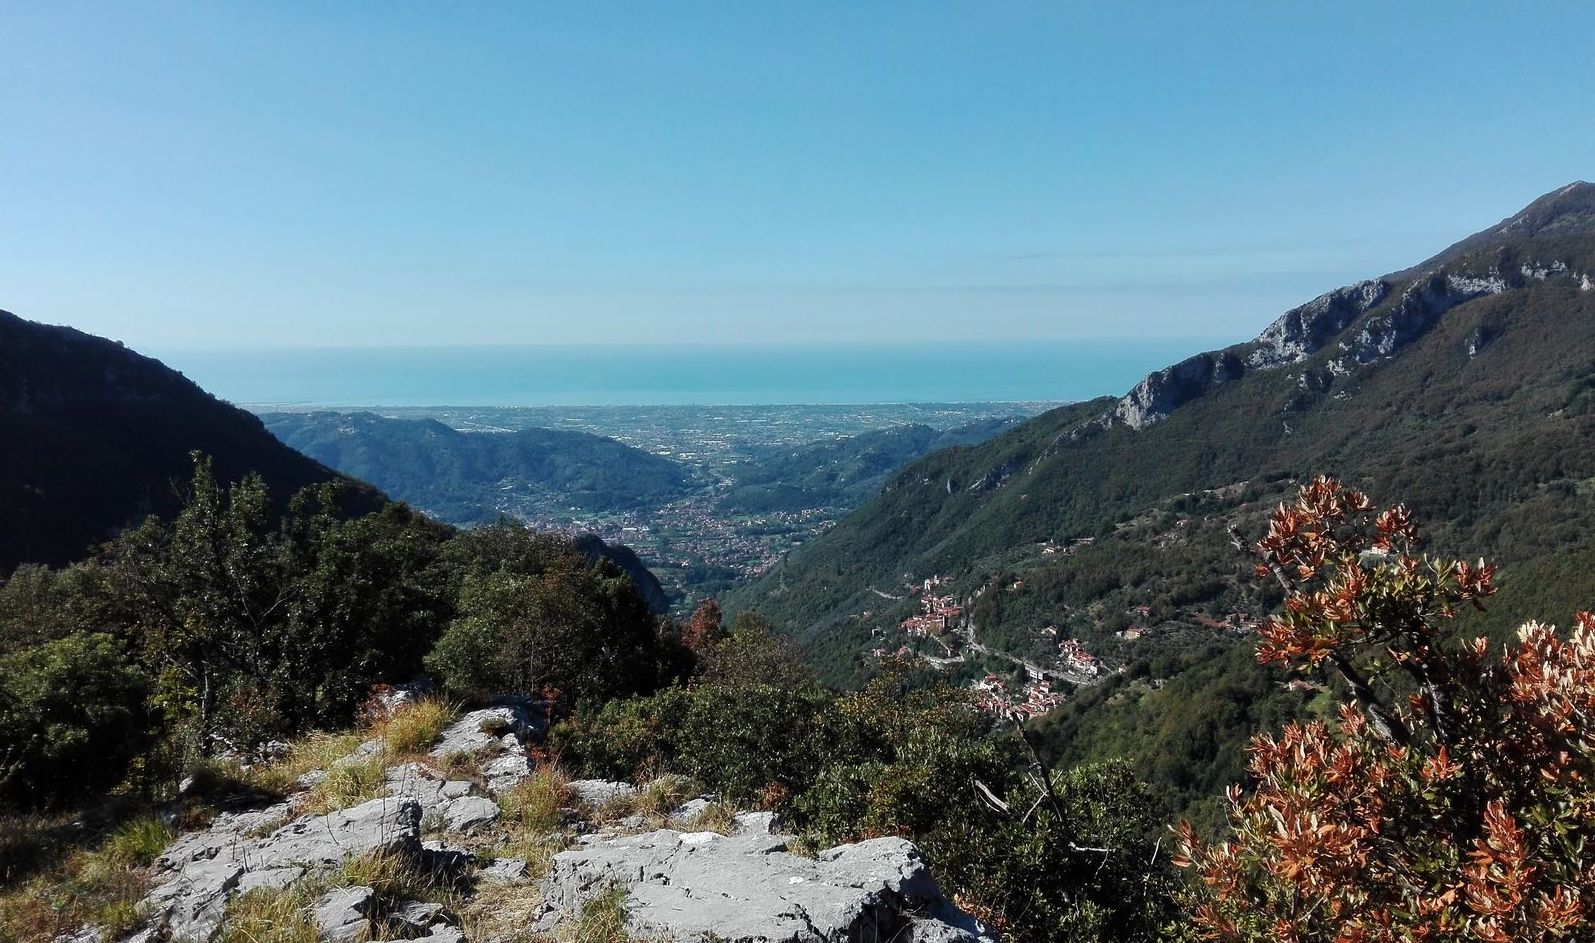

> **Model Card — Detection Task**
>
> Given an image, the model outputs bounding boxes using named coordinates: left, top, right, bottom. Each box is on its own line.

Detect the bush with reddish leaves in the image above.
left=1177, top=477, right=1595, bottom=942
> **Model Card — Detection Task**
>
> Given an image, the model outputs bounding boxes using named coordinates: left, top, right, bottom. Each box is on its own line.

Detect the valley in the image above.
left=260, top=403, right=1049, bottom=602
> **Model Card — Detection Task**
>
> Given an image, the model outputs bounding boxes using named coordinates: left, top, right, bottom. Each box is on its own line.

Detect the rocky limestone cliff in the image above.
left=1105, top=182, right=1595, bottom=431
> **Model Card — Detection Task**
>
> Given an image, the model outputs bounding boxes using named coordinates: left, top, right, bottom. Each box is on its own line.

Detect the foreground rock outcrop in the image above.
left=147, top=796, right=421, bottom=942
left=535, top=826, right=995, bottom=943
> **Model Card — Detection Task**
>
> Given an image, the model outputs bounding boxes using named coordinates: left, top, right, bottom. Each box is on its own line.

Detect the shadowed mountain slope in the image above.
left=0, top=311, right=384, bottom=571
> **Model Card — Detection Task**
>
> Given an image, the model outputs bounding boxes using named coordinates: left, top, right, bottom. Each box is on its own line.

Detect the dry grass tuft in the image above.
left=500, top=766, right=573, bottom=837
left=684, top=800, right=739, bottom=836
left=298, top=754, right=389, bottom=815
left=567, top=887, right=631, bottom=943
left=372, top=699, right=456, bottom=757
left=214, top=883, right=322, bottom=943
left=633, top=775, right=696, bottom=820
left=0, top=815, right=161, bottom=943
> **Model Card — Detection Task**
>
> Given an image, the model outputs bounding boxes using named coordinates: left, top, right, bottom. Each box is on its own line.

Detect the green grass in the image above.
left=96, top=816, right=175, bottom=868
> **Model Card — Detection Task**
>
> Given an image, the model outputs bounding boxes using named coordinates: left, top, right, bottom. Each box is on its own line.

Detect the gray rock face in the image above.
left=313, top=885, right=375, bottom=943
left=536, top=828, right=995, bottom=943
left=479, top=857, right=529, bottom=884
left=441, top=795, right=501, bottom=832
left=567, top=779, right=637, bottom=807
left=1105, top=252, right=1549, bottom=430
left=143, top=797, right=422, bottom=943
left=428, top=700, right=551, bottom=758
left=1110, top=350, right=1247, bottom=430
left=1335, top=272, right=1504, bottom=369
left=1249, top=279, right=1389, bottom=371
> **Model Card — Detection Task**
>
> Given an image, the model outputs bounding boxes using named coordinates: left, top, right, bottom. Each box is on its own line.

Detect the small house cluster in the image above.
left=1058, top=638, right=1100, bottom=676
left=901, top=578, right=964, bottom=638
left=971, top=673, right=1065, bottom=719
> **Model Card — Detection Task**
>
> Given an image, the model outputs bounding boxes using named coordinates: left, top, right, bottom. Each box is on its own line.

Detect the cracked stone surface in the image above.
left=535, top=828, right=995, bottom=943
left=428, top=700, right=550, bottom=759
left=313, top=885, right=375, bottom=943
left=566, top=779, right=637, bottom=807
left=141, top=797, right=422, bottom=943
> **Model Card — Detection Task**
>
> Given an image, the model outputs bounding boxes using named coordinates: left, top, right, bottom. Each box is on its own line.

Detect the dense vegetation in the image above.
left=263, top=411, right=696, bottom=523
left=0, top=458, right=677, bottom=806
left=0, top=310, right=382, bottom=572
left=717, top=417, right=1018, bottom=514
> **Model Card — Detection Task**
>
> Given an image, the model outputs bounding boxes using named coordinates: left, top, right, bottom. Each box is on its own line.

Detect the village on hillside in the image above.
left=869, top=574, right=1111, bottom=720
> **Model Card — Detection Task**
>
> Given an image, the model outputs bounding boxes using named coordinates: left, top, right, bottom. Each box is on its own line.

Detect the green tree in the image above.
left=0, top=632, right=151, bottom=804
left=427, top=541, right=660, bottom=702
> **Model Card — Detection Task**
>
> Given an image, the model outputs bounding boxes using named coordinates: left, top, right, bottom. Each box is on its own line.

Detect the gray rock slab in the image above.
left=440, top=795, right=500, bottom=833
left=155, top=802, right=294, bottom=871
left=144, top=797, right=421, bottom=943
left=478, top=857, right=529, bottom=884
left=331, top=739, right=386, bottom=768
left=482, top=753, right=534, bottom=794
left=388, top=900, right=457, bottom=934
left=430, top=706, right=532, bottom=758
left=313, top=885, right=375, bottom=943
left=235, top=865, right=305, bottom=894
left=537, top=830, right=995, bottom=943
left=670, top=797, right=713, bottom=823
left=566, top=779, right=637, bottom=807
left=385, top=763, right=476, bottom=823
left=248, top=797, right=422, bottom=871
left=733, top=811, right=781, bottom=836
left=147, top=857, right=245, bottom=943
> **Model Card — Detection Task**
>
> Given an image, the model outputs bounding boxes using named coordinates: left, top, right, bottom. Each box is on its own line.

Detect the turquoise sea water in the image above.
left=155, top=338, right=1230, bottom=408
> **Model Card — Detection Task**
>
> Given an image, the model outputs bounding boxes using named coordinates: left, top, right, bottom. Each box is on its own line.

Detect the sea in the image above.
left=154, top=338, right=1228, bottom=409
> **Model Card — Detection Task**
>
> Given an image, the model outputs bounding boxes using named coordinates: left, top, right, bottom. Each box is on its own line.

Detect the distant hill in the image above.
left=729, top=181, right=1595, bottom=821
left=262, top=411, right=697, bottom=524
left=0, top=311, right=383, bottom=571
left=718, top=418, right=1021, bottom=515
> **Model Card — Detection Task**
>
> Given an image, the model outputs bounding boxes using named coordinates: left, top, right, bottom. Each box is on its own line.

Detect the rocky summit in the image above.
left=536, top=827, right=995, bottom=943
left=54, top=699, right=992, bottom=943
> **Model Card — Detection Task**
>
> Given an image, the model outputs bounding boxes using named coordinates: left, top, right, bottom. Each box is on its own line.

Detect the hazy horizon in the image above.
left=158, top=336, right=1219, bottom=408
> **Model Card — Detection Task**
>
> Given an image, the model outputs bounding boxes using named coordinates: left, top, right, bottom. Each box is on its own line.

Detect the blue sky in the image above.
left=1, top=2, right=1591, bottom=349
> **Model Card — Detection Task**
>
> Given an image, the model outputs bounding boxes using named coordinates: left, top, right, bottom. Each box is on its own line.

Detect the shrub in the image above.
left=0, top=632, right=152, bottom=805
left=1178, top=477, right=1595, bottom=942
left=425, top=556, right=660, bottom=703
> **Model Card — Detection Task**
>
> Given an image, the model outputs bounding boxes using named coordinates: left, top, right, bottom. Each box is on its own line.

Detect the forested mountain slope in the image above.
left=730, top=181, right=1595, bottom=818
left=0, top=311, right=382, bottom=571
left=263, top=411, right=696, bottom=523
left=718, top=417, right=1020, bottom=515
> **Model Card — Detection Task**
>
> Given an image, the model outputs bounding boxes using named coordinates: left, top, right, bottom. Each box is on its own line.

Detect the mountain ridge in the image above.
left=0, top=310, right=386, bottom=570
left=262, top=410, right=696, bottom=524
left=732, top=181, right=1595, bottom=694
left=1106, top=181, right=1595, bottom=431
